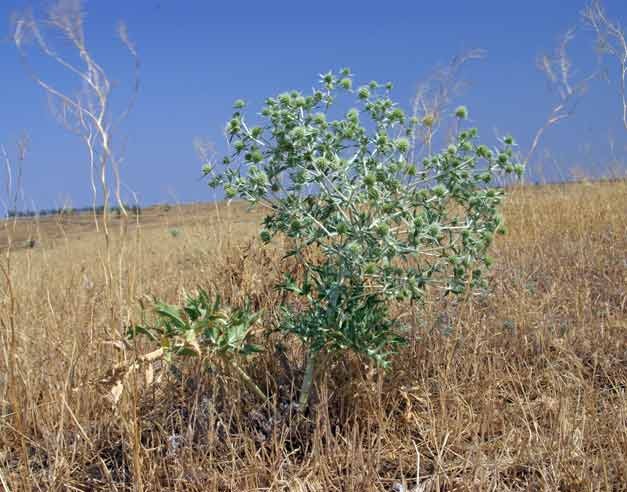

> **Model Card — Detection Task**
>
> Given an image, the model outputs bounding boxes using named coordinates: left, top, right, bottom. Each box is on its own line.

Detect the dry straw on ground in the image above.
left=0, top=181, right=625, bottom=491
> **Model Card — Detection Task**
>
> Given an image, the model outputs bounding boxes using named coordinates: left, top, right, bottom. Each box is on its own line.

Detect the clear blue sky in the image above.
left=1, top=0, right=626, bottom=210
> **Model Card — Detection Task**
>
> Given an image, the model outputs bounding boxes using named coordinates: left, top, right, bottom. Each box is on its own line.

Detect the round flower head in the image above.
left=227, top=118, right=241, bottom=135
left=404, top=164, right=417, bottom=176
left=433, top=184, right=447, bottom=198
left=233, top=140, right=245, bottom=152
left=346, top=108, right=360, bottom=122
left=336, top=222, right=349, bottom=235
left=247, top=149, right=263, bottom=163
left=224, top=185, right=237, bottom=199
left=347, top=242, right=362, bottom=255
left=233, top=99, right=246, bottom=109
left=427, top=222, right=441, bottom=238
left=313, top=112, right=327, bottom=125
left=390, top=108, right=405, bottom=122
left=455, top=106, right=468, bottom=119
left=358, top=86, right=370, bottom=100
left=376, top=223, right=389, bottom=237
left=322, top=71, right=335, bottom=88
left=259, top=229, right=271, bottom=243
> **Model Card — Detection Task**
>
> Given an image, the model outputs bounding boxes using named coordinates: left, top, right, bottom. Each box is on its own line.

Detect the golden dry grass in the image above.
left=0, top=180, right=625, bottom=491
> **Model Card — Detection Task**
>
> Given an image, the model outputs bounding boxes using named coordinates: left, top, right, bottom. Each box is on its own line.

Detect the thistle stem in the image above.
left=229, top=360, right=267, bottom=402
left=298, top=351, right=317, bottom=411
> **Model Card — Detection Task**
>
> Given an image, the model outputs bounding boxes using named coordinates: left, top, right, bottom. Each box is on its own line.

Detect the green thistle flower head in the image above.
left=347, top=108, right=360, bottom=122
left=340, top=78, right=352, bottom=90
left=433, top=184, right=447, bottom=198
left=336, top=222, right=349, bottom=235
left=390, top=108, right=405, bottom=122
left=227, top=118, right=241, bottom=135
left=322, top=72, right=336, bottom=89
left=260, top=229, right=271, bottom=243
left=358, top=86, right=370, bottom=100
left=476, top=145, right=492, bottom=159
left=290, top=219, right=302, bottom=232
left=376, top=223, right=390, bottom=237
left=347, top=242, right=362, bottom=255
left=313, top=112, right=327, bottom=125
left=427, top=223, right=441, bottom=238
left=405, top=164, right=417, bottom=176
left=247, top=149, right=263, bottom=163
left=455, top=106, right=469, bottom=119
left=233, top=99, right=246, bottom=109
left=224, top=185, right=237, bottom=199
left=233, top=140, right=246, bottom=152
left=290, top=126, right=306, bottom=140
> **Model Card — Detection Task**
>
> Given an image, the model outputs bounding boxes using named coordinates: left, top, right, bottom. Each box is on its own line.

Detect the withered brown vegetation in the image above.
left=0, top=181, right=625, bottom=491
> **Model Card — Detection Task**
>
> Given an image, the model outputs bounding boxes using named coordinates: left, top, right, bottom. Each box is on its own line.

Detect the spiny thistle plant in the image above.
left=205, top=69, right=523, bottom=409
left=127, top=290, right=266, bottom=401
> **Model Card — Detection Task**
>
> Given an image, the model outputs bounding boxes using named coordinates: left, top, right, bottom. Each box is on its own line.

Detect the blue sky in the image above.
left=1, top=0, right=626, bottom=210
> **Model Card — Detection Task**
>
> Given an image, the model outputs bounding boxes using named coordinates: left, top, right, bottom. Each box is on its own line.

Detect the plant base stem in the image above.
left=298, top=351, right=317, bottom=411
left=230, top=361, right=267, bottom=402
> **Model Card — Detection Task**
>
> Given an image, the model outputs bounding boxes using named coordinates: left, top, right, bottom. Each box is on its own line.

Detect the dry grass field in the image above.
left=0, top=180, right=625, bottom=491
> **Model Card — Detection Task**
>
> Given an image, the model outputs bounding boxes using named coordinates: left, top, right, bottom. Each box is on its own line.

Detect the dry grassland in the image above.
left=0, top=181, right=625, bottom=491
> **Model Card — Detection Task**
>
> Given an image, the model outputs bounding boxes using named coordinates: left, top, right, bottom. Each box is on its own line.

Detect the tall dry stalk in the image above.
left=583, top=0, right=627, bottom=131
left=12, top=0, right=140, bottom=252
left=409, top=48, right=485, bottom=160
left=528, top=28, right=597, bottom=169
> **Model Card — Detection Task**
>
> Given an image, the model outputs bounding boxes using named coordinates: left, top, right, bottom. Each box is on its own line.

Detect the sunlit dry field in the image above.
left=0, top=180, right=625, bottom=491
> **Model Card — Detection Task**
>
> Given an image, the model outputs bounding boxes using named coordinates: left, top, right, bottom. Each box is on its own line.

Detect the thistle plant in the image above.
left=205, top=69, right=522, bottom=409
left=127, top=290, right=266, bottom=401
